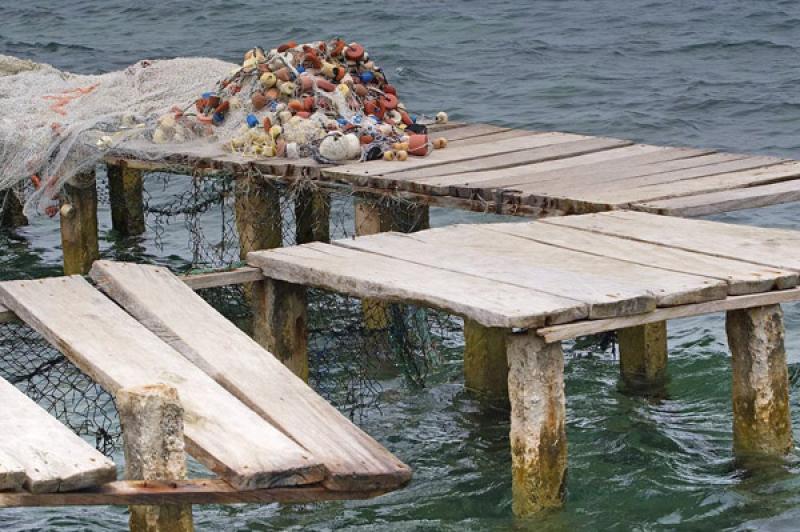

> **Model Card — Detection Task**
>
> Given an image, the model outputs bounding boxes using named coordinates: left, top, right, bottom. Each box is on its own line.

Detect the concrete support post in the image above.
left=108, top=163, right=146, bottom=236
left=117, top=384, right=193, bottom=532
left=463, top=319, right=509, bottom=401
left=60, top=171, right=99, bottom=275
left=0, top=189, right=27, bottom=228
left=507, top=331, right=567, bottom=516
left=295, top=187, right=330, bottom=244
left=234, top=175, right=282, bottom=258
left=726, top=304, right=792, bottom=462
left=354, top=196, right=430, bottom=329
left=253, top=278, right=309, bottom=382
left=618, top=322, right=668, bottom=394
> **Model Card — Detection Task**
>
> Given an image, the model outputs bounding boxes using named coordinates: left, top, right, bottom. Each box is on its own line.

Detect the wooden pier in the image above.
left=245, top=211, right=800, bottom=516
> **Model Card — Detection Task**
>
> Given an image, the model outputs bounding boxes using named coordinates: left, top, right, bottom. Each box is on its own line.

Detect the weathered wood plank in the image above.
left=0, top=277, right=324, bottom=491
left=248, top=243, right=588, bottom=327
left=479, top=223, right=799, bottom=295
left=0, top=479, right=389, bottom=508
left=337, top=225, right=728, bottom=313
left=90, top=261, right=412, bottom=491
left=374, top=137, right=633, bottom=186
left=545, top=211, right=800, bottom=271
left=0, top=448, right=28, bottom=491
left=0, top=303, right=15, bottom=323
left=322, top=132, right=592, bottom=184
left=179, top=267, right=264, bottom=290
left=633, top=178, right=800, bottom=217
left=445, top=128, right=540, bottom=146
left=430, top=123, right=511, bottom=142
left=0, top=376, right=116, bottom=493
left=537, top=287, right=800, bottom=343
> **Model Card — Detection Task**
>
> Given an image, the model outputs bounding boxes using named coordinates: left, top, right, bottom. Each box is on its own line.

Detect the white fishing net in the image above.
left=0, top=54, right=235, bottom=215
left=0, top=40, right=445, bottom=217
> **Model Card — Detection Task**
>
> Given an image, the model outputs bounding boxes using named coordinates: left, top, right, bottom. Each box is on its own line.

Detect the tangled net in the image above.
left=0, top=40, right=448, bottom=217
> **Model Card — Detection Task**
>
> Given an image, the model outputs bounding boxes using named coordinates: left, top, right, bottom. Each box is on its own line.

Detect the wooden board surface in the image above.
left=0, top=448, right=28, bottom=492
left=336, top=225, right=729, bottom=310
left=0, top=277, right=325, bottom=491
left=90, top=261, right=412, bottom=492
left=479, top=223, right=799, bottom=295
left=545, top=211, right=800, bottom=271
left=248, top=243, right=588, bottom=327
left=0, top=376, right=116, bottom=493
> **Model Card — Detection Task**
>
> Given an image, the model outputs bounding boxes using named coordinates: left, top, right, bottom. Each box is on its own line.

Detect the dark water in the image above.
left=3, top=1, right=800, bottom=530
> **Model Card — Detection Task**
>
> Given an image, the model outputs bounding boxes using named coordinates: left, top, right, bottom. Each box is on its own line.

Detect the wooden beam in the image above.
left=0, top=480, right=388, bottom=508
left=538, top=287, right=800, bottom=343
left=179, top=267, right=264, bottom=290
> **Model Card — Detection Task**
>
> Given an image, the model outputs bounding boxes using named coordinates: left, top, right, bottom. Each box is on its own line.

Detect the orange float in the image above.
left=408, top=134, right=429, bottom=156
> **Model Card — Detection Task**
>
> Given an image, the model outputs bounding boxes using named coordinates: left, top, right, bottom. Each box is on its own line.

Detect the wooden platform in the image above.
left=0, top=268, right=410, bottom=506
left=107, top=122, right=800, bottom=218
left=247, top=210, right=800, bottom=335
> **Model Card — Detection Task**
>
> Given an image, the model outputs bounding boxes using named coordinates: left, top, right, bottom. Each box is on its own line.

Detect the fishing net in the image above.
left=0, top=39, right=447, bottom=219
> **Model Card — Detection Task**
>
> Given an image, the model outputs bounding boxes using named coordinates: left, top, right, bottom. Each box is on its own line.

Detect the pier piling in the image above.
left=108, top=164, right=145, bottom=236
left=618, top=322, right=668, bottom=394
left=60, top=171, right=99, bottom=275
left=253, top=278, right=309, bottom=381
left=463, top=319, right=509, bottom=401
left=295, top=186, right=330, bottom=244
left=117, top=383, right=193, bottom=532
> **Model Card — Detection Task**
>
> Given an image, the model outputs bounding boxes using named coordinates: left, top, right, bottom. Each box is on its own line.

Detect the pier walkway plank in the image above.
left=89, top=260, right=411, bottom=492
left=248, top=212, right=800, bottom=336
left=0, top=276, right=325, bottom=491
left=0, top=376, right=116, bottom=493
left=107, top=121, right=800, bottom=218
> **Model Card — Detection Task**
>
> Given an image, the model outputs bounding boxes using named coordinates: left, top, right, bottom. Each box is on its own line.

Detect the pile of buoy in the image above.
left=152, top=39, right=449, bottom=163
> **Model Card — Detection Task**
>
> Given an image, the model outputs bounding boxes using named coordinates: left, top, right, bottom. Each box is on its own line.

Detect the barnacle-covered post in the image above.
left=0, top=189, right=27, bottom=228
left=107, top=162, right=145, bottom=236
left=463, top=319, right=509, bottom=401
left=726, top=305, right=792, bottom=463
left=617, top=322, right=668, bottom=395
left=507, top=331, right=567, bottom=516
left=60, top=170, right=99, bottom=275
left=117, top=383, right=193, bottom=532
left=295, top=183, right=330, bottom=244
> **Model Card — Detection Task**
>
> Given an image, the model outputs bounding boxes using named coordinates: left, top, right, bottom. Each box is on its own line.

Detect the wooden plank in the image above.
left=0, top=479, right=388, bottom=508
left=632, top=178, right=800, bottom=217
left=321, top=132, right=592, bottom=184
left=430, top=123, right=511, bottom=142
left=371, top=137, right=633, bottom=187
left=90, top=261, right=412, bottom=492
left=0, top=376, right=116, bottom=493
left=0, top=448, right=27, bottom=491
left=248, top=243, right=588, bottom=327
left=0, top=277, right=324, bottom=491
left=480, top=223, right=798, bottom=295
left=538, top=286, right=800, bottom=343
left=0, top=303, right=16, bottom=323
left=338, top=226, right=728, bottom=309
left=446, top=129, right=540, bottom=146
left=544, top=211, right=800, bottom=271
left=179, top=266, right=265, bottom=289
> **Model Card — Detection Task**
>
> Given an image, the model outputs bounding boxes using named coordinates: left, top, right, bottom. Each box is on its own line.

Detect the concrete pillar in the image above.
left=117, top=384, right=193, bottom=532
left=253, top=278, right=309, bottom=382
left=507, top=331, right=567, bottom=516
left=60, top=171, right=99, bottom=275
left=463, top=319, right=509, bottom=401
left=726, top=305, right=792, bottom=462
left=0, top=189, right=27, bottom=228
left=108, top=163, right=146, bottom=236
left=617, top=322, right=668, bottom=394
left=234, top=175, right=282, bottom=259
left=295, top=187, right=330, bottom=244
left=354, top=196, right=429, bottom=329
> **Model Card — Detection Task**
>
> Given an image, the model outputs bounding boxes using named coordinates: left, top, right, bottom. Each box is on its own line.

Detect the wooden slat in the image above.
left=336, top=226, right=728, bottom=309
left=248, top=243, right=588, bottom=327
left=0, top=479, right=388, bottom=508
left=479, top=223, right=798, bottom=295
left=0, top=376, right=116, bottom=493
left=444, top=145, right=718, bottom=195
left=371, top=137, right=633, bottom=186
left=545, top=211, right=800, bottom=271
left=322, top=132, right=592, bottom=184
left=538, top=286, right=800, bottom=343
left=90, top=261, right=412, bottom=492
left=446, top=129, right=540, bottom=146
left=430, top=123, right=511, bottom=142
left=633, top=178, right=800, bottom=217
left=179, top=266, right=264, bottom=289
left=0, top=277, right=324, bottom=491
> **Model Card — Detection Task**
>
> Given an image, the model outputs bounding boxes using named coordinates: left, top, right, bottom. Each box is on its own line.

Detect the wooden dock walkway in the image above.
left=246, top=211, right=800, bottom=516
left=0, top=268, right=410, bottom=509
left=107, top=122, right=800, bottom=218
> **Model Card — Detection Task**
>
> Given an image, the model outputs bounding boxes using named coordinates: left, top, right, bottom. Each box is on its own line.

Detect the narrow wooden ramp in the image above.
left=247, top=212, right=800, bottom=333
left=0, top=277, right=325, bottom=491
left=89, top=260, right=411, bottom=491
left=0, top=376, right=116, bottom=493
